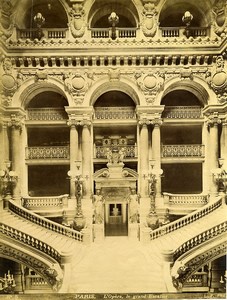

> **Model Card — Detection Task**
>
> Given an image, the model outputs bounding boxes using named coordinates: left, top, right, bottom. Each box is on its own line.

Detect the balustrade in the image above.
left=17, top=28, right=68, bottom=39
left=162, top=106, right=202, bottom=119
left=26, top=146, right=70, bottom=160
left=163, top=193, right=209, bottom=205
left=8, top=200, right=83, bottom=242
left=184, top=272, right=208, bottom=287
left=95, top=145, right=137, bottom=159
left=90, top=28, right=137, bottom=38
left=26, top=275, right=49, bottom=290
left=94, top=107, right=136, bottom=120
left=27, top=108, right=67, bottom=121
left=23, top=194, right=68, bottom=210
left=150, top=197, right=223, bottom=240
left=162, top=144, right=204, bottom=158
left=160, top=27, right=208, bottom=38
left=173, top=220, right=227, bottom=261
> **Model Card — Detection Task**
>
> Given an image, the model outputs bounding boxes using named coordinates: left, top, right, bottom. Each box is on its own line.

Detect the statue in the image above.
left=93, top=190, right=105, bottom=224
left=128, top=189, right=139, bottom=223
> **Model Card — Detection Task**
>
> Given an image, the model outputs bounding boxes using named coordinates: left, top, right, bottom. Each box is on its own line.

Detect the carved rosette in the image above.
left=141, top=2, right=158, bottom=37
left=212, top=1, right=227, bottom=37
left=69, top=4, right=85, bottom=38
left=0, top=57, right=17, bottom=103
left=136, top=72, right=165, bottom=104
left=205, top=56, right=227, bottom=103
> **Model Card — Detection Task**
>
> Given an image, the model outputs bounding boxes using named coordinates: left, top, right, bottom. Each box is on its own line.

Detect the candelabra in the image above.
left=212, top=161, right=227, bottom=193
left=108, top=12, right=119, bottom=40
left=68, top=161, right=86, bottom=231
left=220, top=270, right=227, bottom=290
left=182, top=11, right=193, bottom=38
left=0, top=270, right=16, bottom=294
left=0, top=161, right=18, bottom=203
left=146, top=167, right=163, bottom=229
left=33, top=12, right=45, bottom=40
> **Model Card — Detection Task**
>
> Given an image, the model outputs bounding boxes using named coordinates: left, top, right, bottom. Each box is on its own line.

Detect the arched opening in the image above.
left=94, top=91, right=136, bottom=107
left=161, top=90, right=203, bottom=107
left=27, top=91, right=68, bottom=108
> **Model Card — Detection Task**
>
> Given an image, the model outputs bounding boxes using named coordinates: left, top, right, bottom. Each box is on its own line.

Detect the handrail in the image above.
left=173, top=220, right=227, bottom=261
left=150, top=197, right=222, bottom=240
left=0, top=222, right=61, bottom=263
left=8, top=200, right=83, bottom=242
left=163, top=193, right=209, bottom=205
left=22, top=194, right=68, bottom=209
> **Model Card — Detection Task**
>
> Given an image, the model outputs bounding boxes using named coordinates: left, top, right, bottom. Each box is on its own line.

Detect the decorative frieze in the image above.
left=26, top=146, right=70, bottom=160
left=162, top=144, right=205, bottom=158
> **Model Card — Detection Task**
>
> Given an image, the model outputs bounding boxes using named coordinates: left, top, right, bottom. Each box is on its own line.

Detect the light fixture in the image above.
left=182, top=11, right=193, bottom=38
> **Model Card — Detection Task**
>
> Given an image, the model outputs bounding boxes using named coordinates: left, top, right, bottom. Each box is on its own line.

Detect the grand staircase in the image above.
left=0, top=196, right=226, bottom=293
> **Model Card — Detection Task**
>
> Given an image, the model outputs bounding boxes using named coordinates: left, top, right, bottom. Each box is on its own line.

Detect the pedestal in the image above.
left=128, top=223, right=139, bottom=240
left=93, top=223, right=104, bottom=242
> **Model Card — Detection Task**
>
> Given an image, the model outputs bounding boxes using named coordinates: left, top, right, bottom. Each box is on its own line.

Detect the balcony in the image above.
left=26, top=146, right=70, bottom=160
left=159, top=27, right=209, bottom=38
left=27, top=108, right=67, bottom=121
left=17, top=28, right=68, bottom=40
left=163, top=193, right=209, bottom=206
left=161, top=144, right=204, bottom=158
left=162, top=106, right=202, bottom=119
left=94, top=107, right=136, bottom=120
left=90, top=28, right=137, bottom=39
left=94, top=145, right=137, bottom=159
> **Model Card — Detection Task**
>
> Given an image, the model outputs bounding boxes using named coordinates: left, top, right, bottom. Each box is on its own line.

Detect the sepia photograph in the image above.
left=0, top=0, right=226, bottom=299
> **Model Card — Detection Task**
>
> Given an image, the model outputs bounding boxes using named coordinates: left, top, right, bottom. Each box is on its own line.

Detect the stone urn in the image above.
left=146, top=211, right=159, bottom=230
left=73, top=213, right=86, bottom=231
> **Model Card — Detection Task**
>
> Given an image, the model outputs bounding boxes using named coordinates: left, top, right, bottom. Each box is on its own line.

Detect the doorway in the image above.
left=105, top=203, right=128, bottom=236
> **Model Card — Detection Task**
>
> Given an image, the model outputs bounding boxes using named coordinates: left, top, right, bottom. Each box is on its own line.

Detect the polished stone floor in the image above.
left=70, top=236, right=165, bottom=293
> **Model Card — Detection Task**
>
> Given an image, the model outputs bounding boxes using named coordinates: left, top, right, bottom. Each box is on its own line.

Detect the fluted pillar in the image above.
left=81, top=120, right=92, bottom=198
left=202, top=122, right=210, bottom=194
left=9, top=115, right=23, bottom=201
left=220, top=118, right=227, bottom=168
left=139, top=120, right=149, bottom=197
left=151, top=117, right=162, bottom=199
left=208, top=113, right=221, bottom=195
left=67, top=119, right=79, bottom=200
left=0, top=122, right=9, bottom=170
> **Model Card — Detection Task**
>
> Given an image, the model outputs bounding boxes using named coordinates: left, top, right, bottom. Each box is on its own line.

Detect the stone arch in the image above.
left=158, top=0, right=212, bottom=28
left=156, top=77, right=215, bottom=107
left=12, top=77, right=73, bottom=108
left=85, top=76, right=143, bottom=107
left=87, top=0, right=140, bottom=28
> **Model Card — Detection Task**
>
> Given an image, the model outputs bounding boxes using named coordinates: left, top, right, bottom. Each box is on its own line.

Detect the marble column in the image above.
left=202, top=122, right=210, bottom=194
left=67, top=120, right=79, bottom=200
left=105, top=203, right=109, bottom=224
left=139, top=120, right=149, bottom=197
left=9, top=115, right=22, bottom=201
left=208, top=113, right=221, bottom=195
left=151, top=117, right=162, bottom=199
left=81, top=120, right=92, bottom=198
left=0, top=122, right=9, bottom=170
left=220, top=118, right=227, bottom=168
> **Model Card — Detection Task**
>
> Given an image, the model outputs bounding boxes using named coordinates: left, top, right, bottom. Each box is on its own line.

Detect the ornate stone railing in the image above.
left=90, top=27, right=137, bottom=38
left=173, top=220, right=227, bottom=261
left=17, top=28, right=68, bottom=39
left=150, top=197, right=222, bottom=240
left=94, top=145, right=137, bottom=159
left=8, top=200, right=83, bottom=242
left=0, top=221, right=62, bottom=263
left=163, top=193, right=209, bottom=206
left=184, top=272, right=208, bottom=288
left=94, top=107, right=136, bottom=120
left=25, top=275, right=49, bottom=290
left=26, top=146, right=70, bottom=160
left=27, top=108, right=67, bottom=121
left=22, top=194, right=68, bottom=210
left=160, top=27, right=208, bottom=38
left=162, top=106, right=202, bottom=119
left=162, top=144, right=204, bottom=158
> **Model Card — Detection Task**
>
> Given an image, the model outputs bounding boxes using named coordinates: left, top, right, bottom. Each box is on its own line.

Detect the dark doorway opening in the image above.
left=105, top=203, right=128, bottom=236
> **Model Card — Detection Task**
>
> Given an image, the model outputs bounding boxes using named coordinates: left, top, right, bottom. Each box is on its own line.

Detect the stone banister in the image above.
left=173, top=220, right=227, bottom=261
left=150, top=196, right=222, bottom=240
left=22, top=194, right=68, bottom=210
left=163, top=193, right=209, bottom=205
left=8, top=200, right=83, bottom=242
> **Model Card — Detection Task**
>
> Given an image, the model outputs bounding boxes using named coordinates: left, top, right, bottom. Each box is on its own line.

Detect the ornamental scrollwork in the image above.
left=63, top=72, right=93, bottom=99
left=69, top=3, right=85, bottom=38
left=0, top=0, right=15, bottom=40
left=0, top=57, right=17, bottom=101
left=136, top=72, right=165, bottom=104
left=212, top=0, right=227, bottom=37
left=141, top=1, right=159, bottom=37
left=205, top=55, right=227, bottom=103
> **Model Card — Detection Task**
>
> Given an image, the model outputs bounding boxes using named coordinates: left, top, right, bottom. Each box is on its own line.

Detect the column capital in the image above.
left=8, top=114, right=24, bottom=131
left=138, top=118, right=151, bottom=127
left=151, top=114, right=163, bottom=127
left=81, top=119, right=91, bottom=128
left=206, top=112, right=222, bottom=127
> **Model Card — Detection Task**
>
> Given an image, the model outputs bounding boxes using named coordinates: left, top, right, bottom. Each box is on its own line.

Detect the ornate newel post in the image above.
left=208, top=112, right=221, bottom=195
left=8, top=114, right=22, bottom=202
